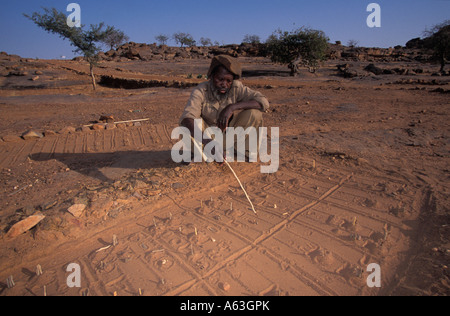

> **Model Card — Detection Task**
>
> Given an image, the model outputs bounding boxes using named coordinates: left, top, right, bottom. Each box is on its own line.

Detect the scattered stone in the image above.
left=219, top=282, right=231, bottom=292
left=35, top=70, right=43, bottom=75
left=30, top=75, right=40, bottom=81
left=6, top=213, right=45, bottom=239
left=172, top=182, right=184, bottom=189
left=92, top=124, right=106, bottom=131
left=73, top=195, right=89, bottom=206
left=133, top=180, right=148, bottom=189
left=133, top=191, right=144, bottom=200
left=356, top=158, right=369, bottom=165
left=43, top=130, right=57, bottom=137
left=22, top=130, right=44, bottom=140
left=67, top=204, right=86, bottom=218
left=99, top=115, right=115, bottom=123
left=8, top=70, right=28, bottom=77
left=105, top=123, right=116, bottom=130
left=59, top=126, right=76, bottom=134
left=146, top=189, right=161, bottom=196
left=90, top=195, right=114, bottom=219
left=81, top=126, right=92, bottom=133
left=364, top=64, right=384, bottom=75
left=336, top=64, right=359, bottom=78
left=2, top=135, right=23, bottom=142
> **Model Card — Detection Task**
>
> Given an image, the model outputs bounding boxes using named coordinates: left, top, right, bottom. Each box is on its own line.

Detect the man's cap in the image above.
left=207, top=55, right=242, bottom=79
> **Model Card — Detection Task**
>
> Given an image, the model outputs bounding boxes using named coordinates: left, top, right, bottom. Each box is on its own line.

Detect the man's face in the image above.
left=213, top=67, right=234, bottom=94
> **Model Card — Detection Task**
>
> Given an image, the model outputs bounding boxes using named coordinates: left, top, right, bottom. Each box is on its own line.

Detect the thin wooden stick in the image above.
left=96, top=245, right=111, bottom=252
left=190, top=136, right=257, bottom=216
left=113, top=118, right=150, bottom=125
left=223, top=158, right=257, bottom=215
left=83, top=118, right=150, bottom=127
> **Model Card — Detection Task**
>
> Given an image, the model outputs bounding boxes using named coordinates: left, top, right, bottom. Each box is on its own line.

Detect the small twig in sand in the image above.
left=8, top=184, right=32, bottom=197
left=112, top=235, right=118, bottom=246
left=96, top=245, right=112, bottom=252
left=36, top=264, right=43, bottom=276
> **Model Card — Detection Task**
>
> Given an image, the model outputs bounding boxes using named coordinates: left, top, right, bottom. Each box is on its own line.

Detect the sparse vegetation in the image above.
left=24, top=7, right=117, bottom=90
left=101, top=27, right=130, bottom=51
left=266, top=27, right=330, bottom=75
left=423, top=20, right=450, bottom=73
left=200, top=37, right=213, bottom=47
left=173, top=32, right=196, bottom=47
left=347, top=39, right=359, bottom=48
left=243, top=34, right=261, bottom=45
left=155, top=34, right=170, bottom=46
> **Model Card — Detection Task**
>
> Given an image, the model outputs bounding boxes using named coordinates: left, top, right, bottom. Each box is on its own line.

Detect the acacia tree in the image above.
left=200, top=37, right=213, bottom=47
left=155, top=34, right=169, bottom=46
left=423, top=20, right=450, bottom=73
left=267, top=27, right=329, bottom=75
left=243, top=34, right=261, bottom=45
left=102, top=27, right=130, bottom=50
left=24, top=7, right=116, bottom=90
left=173, top=32, right=196, bottom=47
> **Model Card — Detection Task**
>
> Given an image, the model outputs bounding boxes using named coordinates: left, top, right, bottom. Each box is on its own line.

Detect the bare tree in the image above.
left=102, top=27, right=129, bottom=50
left=347, top=39, right=359, bottom=48
left=155, top=34, right=169, bottom=46
left=200, top=37, right=213, bottom=47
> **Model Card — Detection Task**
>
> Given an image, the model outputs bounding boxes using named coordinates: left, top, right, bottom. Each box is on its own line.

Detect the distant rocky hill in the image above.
left=94, top=41, right=433, bottom=64
left=94, top=42, right=266, bottom=62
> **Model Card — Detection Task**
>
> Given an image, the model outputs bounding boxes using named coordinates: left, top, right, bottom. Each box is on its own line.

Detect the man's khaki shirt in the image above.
left=180, top=80, right=270, bottom=127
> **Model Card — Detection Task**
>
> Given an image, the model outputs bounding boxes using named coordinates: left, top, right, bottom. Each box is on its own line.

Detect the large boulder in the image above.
left=364, top=63, right=384, bottom=75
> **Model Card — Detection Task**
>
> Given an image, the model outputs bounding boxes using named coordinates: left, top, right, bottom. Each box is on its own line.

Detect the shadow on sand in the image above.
left=30, top=150, right=178, bottom=183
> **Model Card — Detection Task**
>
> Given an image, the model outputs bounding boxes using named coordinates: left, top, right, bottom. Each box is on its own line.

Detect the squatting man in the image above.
left=171, top=55, right=279, bottom=174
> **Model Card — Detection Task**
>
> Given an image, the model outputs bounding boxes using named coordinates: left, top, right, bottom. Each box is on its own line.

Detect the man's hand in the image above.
left=218, top=105, right=234, bottom=132
left=218, top=101, right=262, bottom=132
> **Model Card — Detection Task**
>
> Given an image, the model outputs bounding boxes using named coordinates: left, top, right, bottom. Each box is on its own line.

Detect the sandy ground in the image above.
left=0, top=56, right=449, bottom=296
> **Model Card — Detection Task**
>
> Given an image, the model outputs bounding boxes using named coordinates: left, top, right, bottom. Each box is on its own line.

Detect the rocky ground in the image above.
left=0, top=50, right=448, bottom=296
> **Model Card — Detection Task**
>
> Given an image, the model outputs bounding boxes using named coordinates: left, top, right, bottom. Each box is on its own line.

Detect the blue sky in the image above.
left=1, top=0, right=449, bottom=59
